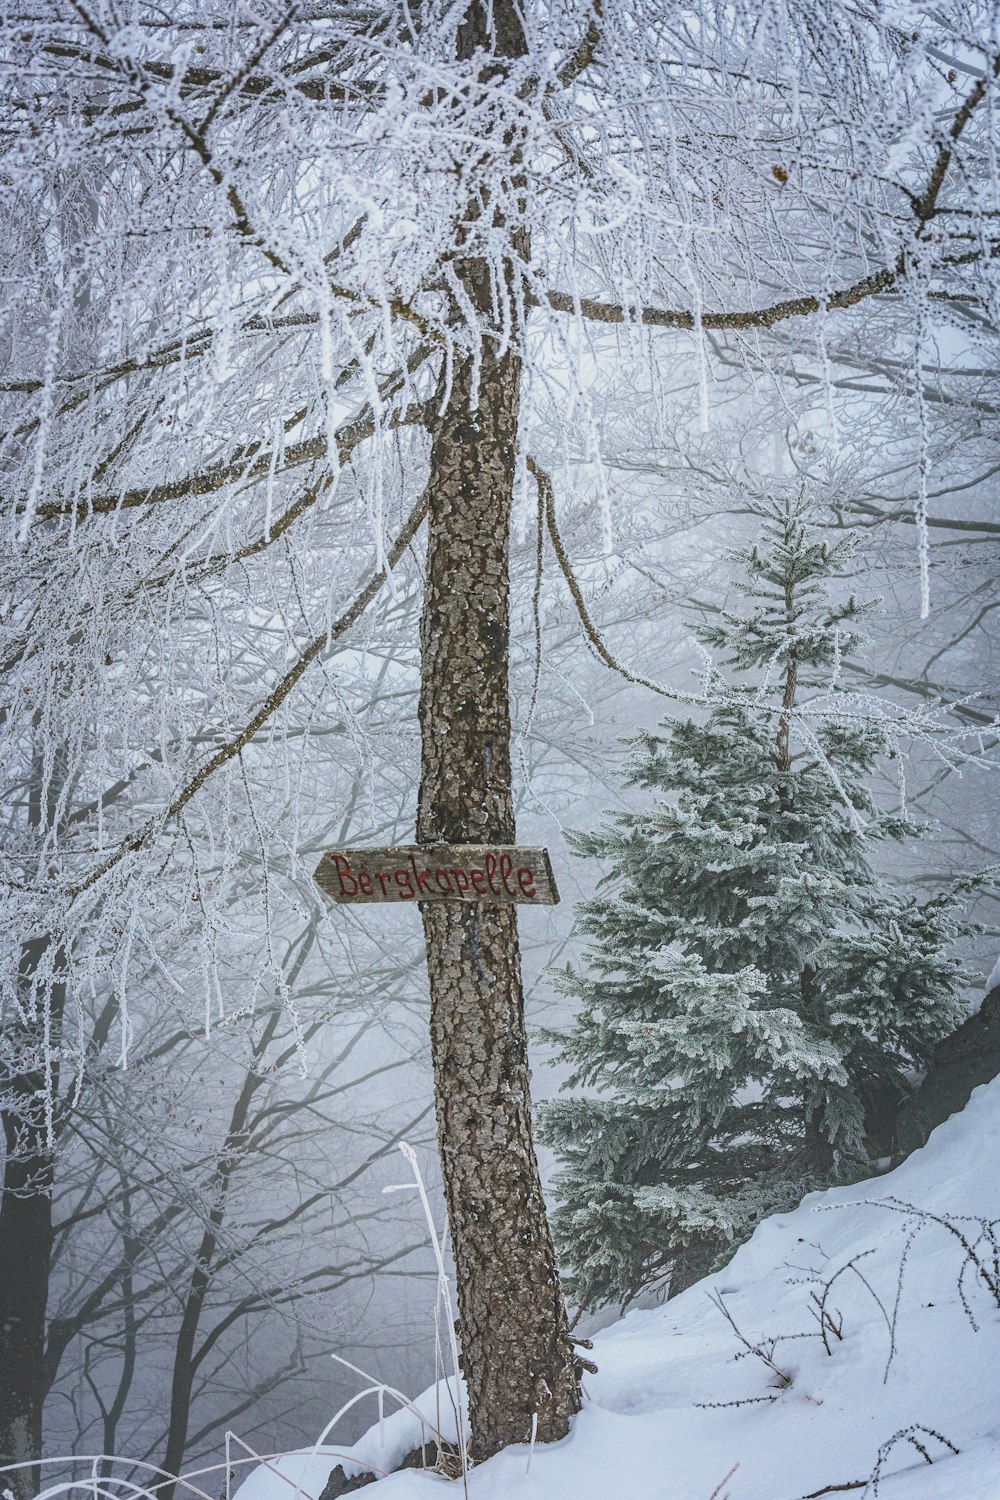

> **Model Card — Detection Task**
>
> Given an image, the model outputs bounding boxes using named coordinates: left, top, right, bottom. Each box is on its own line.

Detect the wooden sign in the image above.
left=314, top=845, right=559, bottom=906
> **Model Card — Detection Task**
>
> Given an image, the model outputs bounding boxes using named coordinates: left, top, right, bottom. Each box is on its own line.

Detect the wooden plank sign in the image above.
left=314, top=845, right=559, bottom=906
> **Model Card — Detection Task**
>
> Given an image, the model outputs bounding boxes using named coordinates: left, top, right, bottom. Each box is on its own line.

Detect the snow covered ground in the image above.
left=238, top=1078, right=1000, bottom=1500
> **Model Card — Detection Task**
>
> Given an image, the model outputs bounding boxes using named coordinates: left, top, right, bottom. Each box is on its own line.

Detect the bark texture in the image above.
left=156, top=1006, right=282, bottom=1500
left=417, top=323, right=580, bottom=1455
left=0, top=939, right=62, bottom=1500
left=0, top=1142, right=53, bottom=1500
left=415, top=0, right=579, bottom=1453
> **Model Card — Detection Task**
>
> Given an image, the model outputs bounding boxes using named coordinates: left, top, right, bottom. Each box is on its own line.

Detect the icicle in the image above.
left=317, top=299, right=344, bottom=500
left=263, top=417, right=281, bottom=541
left=691, top=290, right=710, bottom=434
left=818, top=315, right=839, bottom=454
left=915, top=292, right=932, bottom=620
left=915, top=405, right=932, bottom=622
left=20, top=273, right=72, bottom=543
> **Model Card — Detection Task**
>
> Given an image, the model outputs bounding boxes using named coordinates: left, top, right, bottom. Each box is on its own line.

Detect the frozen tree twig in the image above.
left=24, top=392, right=432, bottom=524
left=528, top=457, right=702, bottom=705
left=530, top=459, right=999, bottom=780
left=543, top=51, right=1000, bottom=334
left=60, top=489, right=429, bottom=900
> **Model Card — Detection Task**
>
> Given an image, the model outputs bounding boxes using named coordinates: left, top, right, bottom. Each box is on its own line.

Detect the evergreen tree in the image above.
left=539, top=500, right=973, bottom=1312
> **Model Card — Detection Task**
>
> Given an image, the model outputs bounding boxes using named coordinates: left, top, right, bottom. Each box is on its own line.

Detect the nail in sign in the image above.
left=313, top=845, right=559, bottom=905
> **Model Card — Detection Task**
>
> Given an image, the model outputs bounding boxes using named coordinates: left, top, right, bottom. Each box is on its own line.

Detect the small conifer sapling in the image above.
left=540, top=500, right=973, bottom=1312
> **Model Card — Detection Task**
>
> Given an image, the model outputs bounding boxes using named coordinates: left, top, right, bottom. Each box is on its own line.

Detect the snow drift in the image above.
left=238, top=1077, right=1000, bottom=1500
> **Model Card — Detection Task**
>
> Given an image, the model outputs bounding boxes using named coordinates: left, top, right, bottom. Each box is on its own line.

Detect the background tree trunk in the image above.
left=0, top=1144, right=53, bottom=1500
left=417, top=329, right=581, bottom=1456
left=156, top=1009, right=282, bottom=1500
left=0, top=939, right=63, bottom=1500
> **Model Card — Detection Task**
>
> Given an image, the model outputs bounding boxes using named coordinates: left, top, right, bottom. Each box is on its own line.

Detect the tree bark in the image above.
left=417, top=327, right=580, bottom=1456
left=0, top=939, right=63, bottom=1500
left=157, top=1008, right=281, bottom=1500
left=414, top=1, right=580, bottom=1452
left=0, top=1150, right=53, bottom=1500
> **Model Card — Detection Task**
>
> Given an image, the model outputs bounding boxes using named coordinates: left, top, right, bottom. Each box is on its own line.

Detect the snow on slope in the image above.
left=238, top=1078, right=1000, bottom=1500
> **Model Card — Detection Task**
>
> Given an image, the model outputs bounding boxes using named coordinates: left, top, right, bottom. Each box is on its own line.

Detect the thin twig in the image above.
left=61, top=491, right=429, bottom=900
left=544, top=54, right=1000, bottom=333
left=796, top=1482, right=867, bottom=1498
left=527, top=456, right=694, bottom=704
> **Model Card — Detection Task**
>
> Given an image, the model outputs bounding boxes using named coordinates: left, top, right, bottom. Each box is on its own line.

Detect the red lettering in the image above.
left=332, top=855, right=357, bottom=897
left=517, top=866, right=537, bottom=900
left=450, top=868, right=470, bottom=896
left=500, top=853, right=516, bottom=897
left=484, top=852, right=499, bottom=894
left=410, top=854, right=431, bottom=896
left=435, top=869, right=453, bottom=893
left=358, top=871, right=373, bottom=896
left=470, top=869, right=486, bottom=894
left=376, top=871, right=392, bottom=895
left=395, top=868, right=415, bottom=899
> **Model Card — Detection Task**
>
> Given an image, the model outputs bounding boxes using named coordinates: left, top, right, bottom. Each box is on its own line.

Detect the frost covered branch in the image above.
left=543, top=50, right=1000, bottom=336
left=61, top=488, right=429, bottom=901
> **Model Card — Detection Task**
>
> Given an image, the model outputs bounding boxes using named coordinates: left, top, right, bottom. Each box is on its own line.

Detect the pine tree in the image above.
left=539, top=500, right=973, bottom=1312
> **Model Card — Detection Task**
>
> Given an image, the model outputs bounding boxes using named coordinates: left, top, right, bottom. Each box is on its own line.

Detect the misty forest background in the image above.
left=1, top=0, right=999, bottom=1489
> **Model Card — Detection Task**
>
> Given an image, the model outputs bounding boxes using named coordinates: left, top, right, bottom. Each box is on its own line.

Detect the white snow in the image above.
left=238, top=1077, right=1000, bottom=1500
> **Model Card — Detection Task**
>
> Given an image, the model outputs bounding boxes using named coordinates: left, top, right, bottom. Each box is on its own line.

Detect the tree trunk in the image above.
left=415, top=0, right=578, bottom=1453
left=0, top=1144, right=53, bottom=1500
left=157, top=1012, right=279, bottom=1500
left=417, top=326, right=580, bottom=1455
left=0, top=940, right=63, bottom=1500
